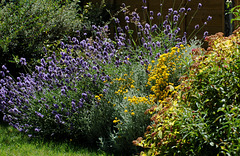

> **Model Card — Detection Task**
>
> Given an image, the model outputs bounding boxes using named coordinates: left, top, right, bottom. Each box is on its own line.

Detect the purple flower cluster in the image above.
left=115, top=2, right=212, bottom=57
left=0, top=49, right=111, bottom=137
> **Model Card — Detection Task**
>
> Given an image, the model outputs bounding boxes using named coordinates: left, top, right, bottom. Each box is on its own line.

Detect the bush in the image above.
left=0, top=52, right=115, bottom=145
left=0, top=0, right=109, bottom=75
left=134, top=28, right=240, bottom=155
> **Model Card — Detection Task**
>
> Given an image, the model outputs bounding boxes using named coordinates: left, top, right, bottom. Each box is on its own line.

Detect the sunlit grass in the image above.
left=0, top=122, right=111, bottom=156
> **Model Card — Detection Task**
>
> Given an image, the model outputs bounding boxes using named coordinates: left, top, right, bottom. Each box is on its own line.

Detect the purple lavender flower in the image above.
left=35, top=128, right=41, bottom=132
left=45, top=104, right=50, bottom=109
left=2, top=65, right=7, bottom=71
left=125, top=16, right=130, bottom=23
left=179, top=7, right=186, bottom=13
left=155, top=53, right=161, bottom=59
left=55, top=114, right=61, bottom=123
left=165, top=15, right=169, bottom=20
left=166, top=25, right=171, bottom=30
left=143, top=43, right=147, bottom=49
left=0, top=71, right=5, bottom=77
left=145, top=23, right=150, bottom=30
left=53, top=104, right=59, bottom=109
left=43, top=47, right=47, bottom=53
left=195, top=24, right=199, bottom=29
left=163, top=20, right=168, bottom=26
left=114, top=18, right=120, bottom=24
left=76, top=30, right=80, bottom=36
left=156, top=41, right=161, bottom=48
left=173, top=15, right=178, bottom=22
left=198, top=3, right=202, bottom=9
left=203, top=31, right=209, bottom=38
left=35, top=111, right=44, bottom=118
left=150, top=11, right=154, bottom=16
left=207, top=16, right=212, bottom=21
left=19, top=58, right=27, bottom=66
left=82, top=93, right=88, bottom=99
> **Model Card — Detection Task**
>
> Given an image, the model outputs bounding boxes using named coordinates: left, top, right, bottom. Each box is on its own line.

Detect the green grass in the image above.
left=0, top=122, right=111, bottom=156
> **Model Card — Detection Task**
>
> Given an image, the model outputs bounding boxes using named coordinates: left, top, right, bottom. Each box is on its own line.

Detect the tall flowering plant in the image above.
left=0, top=52, right=113, bottom=143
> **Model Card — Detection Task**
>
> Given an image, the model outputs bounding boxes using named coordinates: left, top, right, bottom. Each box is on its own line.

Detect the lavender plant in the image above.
left=109, top=1, right=212, bottom=61
left=0, top=52, right=113, bottom=144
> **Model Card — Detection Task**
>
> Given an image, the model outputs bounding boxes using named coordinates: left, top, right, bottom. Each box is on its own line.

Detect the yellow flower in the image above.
left=131, top=112, right=135, bottom=115
left=124, top=110, right=128, bottom=113
left=113, top=119, right=120, bottom=123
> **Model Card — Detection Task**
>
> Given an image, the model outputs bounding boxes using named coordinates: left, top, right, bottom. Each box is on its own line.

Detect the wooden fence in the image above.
left=86, top=0, right=240, bottom=38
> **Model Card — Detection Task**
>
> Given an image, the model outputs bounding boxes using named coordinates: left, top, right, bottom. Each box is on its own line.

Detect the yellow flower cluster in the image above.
left=127, top=96, right=154, bottom=105
left=147, top=46, right=184, bottom=103
left=113, top=117, right=120, bottom=123
left=95, top=94, right=103, bottom=100
left=113, top=73, right=135, bottom=95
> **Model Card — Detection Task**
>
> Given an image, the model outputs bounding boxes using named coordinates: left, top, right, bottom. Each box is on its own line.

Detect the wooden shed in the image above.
left=86, top=0, right=240, bottom=38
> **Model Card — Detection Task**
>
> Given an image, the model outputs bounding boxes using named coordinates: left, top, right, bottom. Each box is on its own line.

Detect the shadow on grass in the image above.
left=0, top=121, right=115, bottom=156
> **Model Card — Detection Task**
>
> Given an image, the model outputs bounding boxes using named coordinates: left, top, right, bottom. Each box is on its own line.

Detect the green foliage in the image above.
left=98, top=62, right=152, bottom=154
left=177, top=31, right=240, bottom=155
left=228, top=2, right=240, bottom=26
left=135, top=29, right=240, bottom=155
left=0, top=0, right=109, bottom=72
left=132, top=41, right=202, bottom=155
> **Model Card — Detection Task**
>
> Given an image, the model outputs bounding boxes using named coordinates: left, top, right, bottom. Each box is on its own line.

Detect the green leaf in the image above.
left=158, top=130, right=163, bottom=138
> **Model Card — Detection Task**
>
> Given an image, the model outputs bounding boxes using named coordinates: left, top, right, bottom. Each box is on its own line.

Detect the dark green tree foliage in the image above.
left=0, top=0, right=109, bottom=76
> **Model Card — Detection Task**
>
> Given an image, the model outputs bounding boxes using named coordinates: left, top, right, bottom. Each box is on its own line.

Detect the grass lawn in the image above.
left=0, top=122, right=111, bottom=156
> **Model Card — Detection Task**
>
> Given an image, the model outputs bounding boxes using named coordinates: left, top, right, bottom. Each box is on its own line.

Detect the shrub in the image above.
left=134, top=28, right=240, bottom=155
left=0, top=0, right=109, bottom=74
left=0, top=52, right=114, bottom=144
left=132, top=41, right=200, bottom=155
left=98, top=62, right=153, bottom=154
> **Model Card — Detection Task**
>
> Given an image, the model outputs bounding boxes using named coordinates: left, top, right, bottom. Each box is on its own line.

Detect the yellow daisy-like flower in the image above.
left=131, top=112, right=135, bottom=115
left=124, top=110, right=128, bottom=113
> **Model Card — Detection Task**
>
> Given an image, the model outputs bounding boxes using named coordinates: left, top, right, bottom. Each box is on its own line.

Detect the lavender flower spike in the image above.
left=20, top=58, right=27, bottom=66
left=198, top=3, right=202, bottom=9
